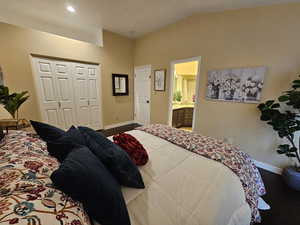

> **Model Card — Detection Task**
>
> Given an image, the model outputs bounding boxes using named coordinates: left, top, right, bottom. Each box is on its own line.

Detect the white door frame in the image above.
left=168, top=56, right=202, bottom=131
left=134, top=65, right=152, bottom=125
left=30, top=55, right=103, bottom=130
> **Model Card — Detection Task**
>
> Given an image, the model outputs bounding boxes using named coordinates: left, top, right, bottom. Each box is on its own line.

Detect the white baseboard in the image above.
left=104, top=120, right=136, bottom=130
left=253, top=160, right=282, bottom=175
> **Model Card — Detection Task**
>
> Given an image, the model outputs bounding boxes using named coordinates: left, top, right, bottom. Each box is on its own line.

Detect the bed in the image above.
left=0, top=126, right=265, bottom=225
left=105, top=129, right=255, bottom=225
left=0, top=131, right=91, bottom=225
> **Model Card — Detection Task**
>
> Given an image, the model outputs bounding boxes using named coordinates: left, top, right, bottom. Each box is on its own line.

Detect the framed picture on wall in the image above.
left=112, top=74, right=129, bottom=96
left=0, top=66, right=4, bottom=85
left=154, top=69, right=166, bottom=91
left=206, top=66, right=266, bottom=103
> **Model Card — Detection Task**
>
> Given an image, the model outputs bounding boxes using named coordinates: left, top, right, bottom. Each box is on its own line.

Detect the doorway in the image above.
left=134, top=65, right=151, bottom=125
left=169, top=57, right=201, bottom=131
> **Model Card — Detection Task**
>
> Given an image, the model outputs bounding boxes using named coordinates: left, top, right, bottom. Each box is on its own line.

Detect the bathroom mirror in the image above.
left=112, top=74, right=129, bottom=96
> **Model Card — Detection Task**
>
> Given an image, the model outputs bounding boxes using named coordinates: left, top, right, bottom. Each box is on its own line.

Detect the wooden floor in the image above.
left=101, top=123, right=300, bottom=225
left=255, top=169, right=300, bottom=225
left=179, top=127, right=192, bottom=131
left=100, top=123, right=141, bottom=137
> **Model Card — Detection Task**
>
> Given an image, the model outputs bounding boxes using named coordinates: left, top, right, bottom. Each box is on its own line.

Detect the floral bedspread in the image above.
left=137, top=124, right=266, bottom=223
left=0, top=131, right=91, bottom=225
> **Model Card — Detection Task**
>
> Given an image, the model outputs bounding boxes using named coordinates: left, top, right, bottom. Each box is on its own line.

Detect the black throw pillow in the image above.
left=46, top=141, right=79, bottom=163
left=30, top=120, right=65, bottom=142
left=78, top=126, right=145, bottom=189
left=56, top=125, right=86, bottom=145
left=51, top=146, right=131, bottom=225
left=46, top=126, right=86, bottom=162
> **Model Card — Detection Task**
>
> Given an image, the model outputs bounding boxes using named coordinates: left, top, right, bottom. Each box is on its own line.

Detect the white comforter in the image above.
left=100, top=130, right=251, bottom=225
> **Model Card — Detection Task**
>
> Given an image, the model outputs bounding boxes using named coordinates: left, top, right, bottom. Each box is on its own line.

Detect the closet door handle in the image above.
left=87, top=100, right=90, bottom=106
left=58, top=101, right=61, bottom=108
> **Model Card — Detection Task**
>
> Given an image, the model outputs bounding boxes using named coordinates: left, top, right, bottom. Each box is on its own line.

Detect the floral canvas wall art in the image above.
left=206, top=66, right=266, bottom=103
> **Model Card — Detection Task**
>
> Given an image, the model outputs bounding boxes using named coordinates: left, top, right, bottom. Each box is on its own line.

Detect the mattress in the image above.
left=99, top=130, right=252, bottom=225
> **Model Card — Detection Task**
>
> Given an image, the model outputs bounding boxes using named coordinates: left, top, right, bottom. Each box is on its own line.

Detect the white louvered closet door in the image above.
left=86, top=64, right=101, bottom=130
left=52, top=61, right=77, bottom=130
left=73, top=63, right=90, bottom=127
left=32, top=57, right=102, bottom=130
left=33, top=58, right=62, bottom=128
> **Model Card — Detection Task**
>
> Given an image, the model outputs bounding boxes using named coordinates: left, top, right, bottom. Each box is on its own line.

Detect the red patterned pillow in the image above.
left=113, top=133, right=149, bottom=166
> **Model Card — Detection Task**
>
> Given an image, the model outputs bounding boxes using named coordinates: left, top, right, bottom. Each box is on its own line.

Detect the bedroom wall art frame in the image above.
left=112, top=74, right=129, bottom=96
left=154, top=69, right=166, bottom=91
left=206, top=66, right=266, bottom=103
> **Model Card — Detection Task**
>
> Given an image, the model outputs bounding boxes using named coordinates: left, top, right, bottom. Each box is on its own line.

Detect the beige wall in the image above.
left=102, top=31, right=134, bottom=125
left=134, top=3, right=300, bottom=167
left=0, top=22, right=134, bottom=126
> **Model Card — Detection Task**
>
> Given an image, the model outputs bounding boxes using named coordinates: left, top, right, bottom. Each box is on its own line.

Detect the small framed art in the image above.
left=112, top=74, right=129, bottom=96
left=154, top=69, right=166, bottom=91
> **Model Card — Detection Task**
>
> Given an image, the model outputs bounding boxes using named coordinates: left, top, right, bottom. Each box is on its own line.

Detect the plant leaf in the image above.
left=271, top=103, right=280, bottom=109
left=278, top=95, right=289, bottom=102
left=265, top=100, right=275, bottom=107
left=277, top=150, right=286, bottom=154
left=286, top=153, right=297, bottom=157
left=292, top=84, right=300, bottom=89
left=289, top=147, right=298, bottom=152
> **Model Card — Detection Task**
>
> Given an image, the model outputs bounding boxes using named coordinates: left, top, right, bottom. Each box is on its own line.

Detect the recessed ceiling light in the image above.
left=67, top=5, right=76, bottom=13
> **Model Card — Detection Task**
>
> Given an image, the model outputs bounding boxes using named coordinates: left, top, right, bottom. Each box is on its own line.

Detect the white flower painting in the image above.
left=206, top=66, right=266, bottom=103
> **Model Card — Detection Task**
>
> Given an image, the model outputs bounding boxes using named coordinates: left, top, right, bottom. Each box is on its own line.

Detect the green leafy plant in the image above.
left=258, top=76, right=300, bottom=168
left=173, top=90, right=182, bottom=102
left=0, top=85, right=29, bottom=120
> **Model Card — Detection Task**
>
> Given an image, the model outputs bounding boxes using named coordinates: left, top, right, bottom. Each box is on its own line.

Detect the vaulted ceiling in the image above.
left=0, top=0, right=299, bottom=42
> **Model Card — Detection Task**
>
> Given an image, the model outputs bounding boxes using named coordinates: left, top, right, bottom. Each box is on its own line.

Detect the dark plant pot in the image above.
left=282, top=167, right=300, bottom=191
left=0, top=127, right=4, bottom=140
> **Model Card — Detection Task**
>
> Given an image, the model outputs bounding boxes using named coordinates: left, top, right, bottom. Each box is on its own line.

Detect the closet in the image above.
left=31, top=56, right=102, bottom=130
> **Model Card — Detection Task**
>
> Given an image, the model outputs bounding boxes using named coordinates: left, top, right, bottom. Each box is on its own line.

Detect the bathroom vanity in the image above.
left=172, top=106, right=194, bottom=128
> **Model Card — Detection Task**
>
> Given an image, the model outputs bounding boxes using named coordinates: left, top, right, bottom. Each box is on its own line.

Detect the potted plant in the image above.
left=173, top=90, right=182, bottom=102
left=0, top=85, right=29, bottom=121
left=258, top=76, right=300, bottom=191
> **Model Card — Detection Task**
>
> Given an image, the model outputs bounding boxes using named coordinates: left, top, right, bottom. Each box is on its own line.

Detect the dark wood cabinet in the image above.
left=172, top=107, right=193, bottom=128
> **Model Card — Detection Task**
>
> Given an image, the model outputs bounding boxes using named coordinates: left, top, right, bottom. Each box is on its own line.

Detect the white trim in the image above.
left=104, top=120, right=136, bottom=130
left=134, top=65, right=152, bottom=70
left=97, top=64, right=104, bottom=130
left=169, top=56, right=202, bottom=132
left=253, top=160, right=282, bottom=175
left=134, top=65, right=152, bottom=125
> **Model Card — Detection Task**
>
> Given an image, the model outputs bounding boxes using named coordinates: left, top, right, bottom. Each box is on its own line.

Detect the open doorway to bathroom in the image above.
left=169, top=57, right=201, bottom=132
